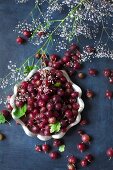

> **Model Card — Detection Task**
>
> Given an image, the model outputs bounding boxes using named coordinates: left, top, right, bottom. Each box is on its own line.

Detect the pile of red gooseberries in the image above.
left=1, top=38, right=113, bottom=170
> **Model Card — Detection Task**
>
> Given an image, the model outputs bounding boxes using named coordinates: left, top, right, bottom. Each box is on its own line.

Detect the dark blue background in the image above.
left=0, top=1, right=113, bottom=170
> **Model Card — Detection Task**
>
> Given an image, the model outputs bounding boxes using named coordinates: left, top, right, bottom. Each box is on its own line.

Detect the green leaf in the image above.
left=24, top=65, right=37, bottom=74
left=54, top=82, right=62, bottom=87
left=0, top=113, right=6, bottom=124
left=59, top=145, right=65, bottom=152
left=13, top=104, right=27, bottom=119
left=49, top=122, right=61, bottom=133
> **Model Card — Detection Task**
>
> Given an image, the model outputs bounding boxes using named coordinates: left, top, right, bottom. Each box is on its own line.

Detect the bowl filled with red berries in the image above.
left=10, top=67, right=84, bottom=141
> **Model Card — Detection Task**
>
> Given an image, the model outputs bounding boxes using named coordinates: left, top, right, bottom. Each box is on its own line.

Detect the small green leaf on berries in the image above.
left=24, top=66, right=38, bottom=74
left=59, top=145, right=65, bottom=152
left=54, top=82, right=61, bottom=87
left=49, top=122, right=61, bottom=133
left=0, top=113, right=6, bottom=124
left=13, top=104, right=27, bottom=119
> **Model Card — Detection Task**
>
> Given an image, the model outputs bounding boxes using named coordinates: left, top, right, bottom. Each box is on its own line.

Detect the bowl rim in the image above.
left=10, top=67, right=84, bottom=141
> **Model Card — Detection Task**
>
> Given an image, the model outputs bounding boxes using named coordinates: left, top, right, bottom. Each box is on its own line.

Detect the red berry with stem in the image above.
left=77, top=130, right=85, bottom=135
left=103, top=69, right=111, bottom=77
left=49, top=151, right=59, bottom=160
left=80, top=119, right=88, bottom=126
left=66, top=62, right=71, bottom=67
left=110, top=70, right=113, bottom=77
left=38, top=99, right=46, bottom=107
left=85, top=45, right=95, bottom=54
left=86, top=89, right=94, bottom=98
left=67, top=164, right=76, bottom=170
left=64, top=50, right=72, bottom=57
left=53, top=139, right=62, bottom=147
left=53, top=62, right=61, bottom=69
left=48, top=117, right=56, bottom=124
left=81, top=134, right=91, bottom=143
left=70, top=44, right=78, bottom=51
left=23, top=30, right=32, bottom=38
left=68, top=155, right=77, bottom=164
left=65, top=110, right=73, bottom=118
left=50, top=54, right=58, bottom=61
left=85, top=154, right=94, bottom=162
left=62, top=56, right=70, bottom=63
left=35, top=53, right=41, bottom=59
left=1, top=110, right=10, bottom=118
left=21, top=81, right=28, bottom=88
left=106, top=148, right=113, bottom=159
left=72, top=55, right=80, bottom=61
left=31, top=126, right=40, bottom=133
left=73, top=62, right=81, bottom=70
left=109, top=77, right=113, bottom=84
left=35, top=145, right=42, bottom=152
left=16, top=37, right=25, bottom=44
left=88, top=68, right=97, bottom=76
left=105, top=90, right=112, bottom=99
left=80, top=159, right=88, bottom=167
left=47, top=102, right=54, bottom=111
left=71, top=92, right=78, bottom=98
left=55, top=103, right=62, bottom=111
left=77, top=143, right=86, bottom=152
left=37, top=31, right=46, bottom=37
left=78, top=72, right=85, bottom=79
left=69, top=70, right=75, bottom=76
left=42, top=144, right=50, bottom=153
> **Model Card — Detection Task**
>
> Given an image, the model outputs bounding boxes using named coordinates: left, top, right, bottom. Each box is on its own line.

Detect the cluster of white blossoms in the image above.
left=15, top=0, right=29, bottom=3
left=14, top=0, right=113, bottom=55
left=0, top=61, right=25, bottom=105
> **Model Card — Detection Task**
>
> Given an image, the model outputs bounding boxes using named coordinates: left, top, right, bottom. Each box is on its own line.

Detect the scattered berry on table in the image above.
left=35, top=145, right=42, bottom=152
left=77, top=130, right=85, bottom=135
left=78, top=72, right=86, bottom=79
left=16, top=37, right=25, bottom=44
left=80, top=159, right=88, bottom=167
left=42, top=144, right=50, bottom=153
left=88, top=68, right=97, bottom=76
left=86, top=89, right=94, bottom=98
left=106, top=148, right=113, bottom=159
left=109, top=77, right=113, bottom=84
left=53, top=139, right=62, bottom=147
left=0, top=133, right=4, bottom=141
left=23, top=30, right=32, bottom=38
left=1, top=110, right=10, bottom=118
left=103, top=69, right=111, bottom=77
left=105, top=90, right=112, bottom=99
left=80, top=119, right=88, bottom=126
left=68, top=155, right=77, bottom=164
left=85, top=154, right=94, bottom=162
left=110, top=70, right=113, bottom=77
left=49, top=151, right=59, bottom=160
left=81, top=134, right=91, bottom=143
left=67, top=163, right=76, bottom=170
left=77, top=143, right=86, bottom=152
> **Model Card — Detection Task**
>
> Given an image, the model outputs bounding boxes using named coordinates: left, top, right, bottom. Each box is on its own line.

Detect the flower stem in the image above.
left=36, top=0, right=85, bottom=53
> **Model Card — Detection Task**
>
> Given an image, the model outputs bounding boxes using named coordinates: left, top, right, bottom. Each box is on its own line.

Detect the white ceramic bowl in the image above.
left=10, top=67, right=84, bottom=141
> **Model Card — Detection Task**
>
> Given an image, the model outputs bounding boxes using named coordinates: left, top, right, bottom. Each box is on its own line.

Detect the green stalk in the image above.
left=36, top=0, right=85, bottom=53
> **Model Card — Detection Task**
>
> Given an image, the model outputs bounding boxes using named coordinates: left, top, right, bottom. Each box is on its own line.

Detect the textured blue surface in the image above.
left=0, top=1, right=113, bottom=170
